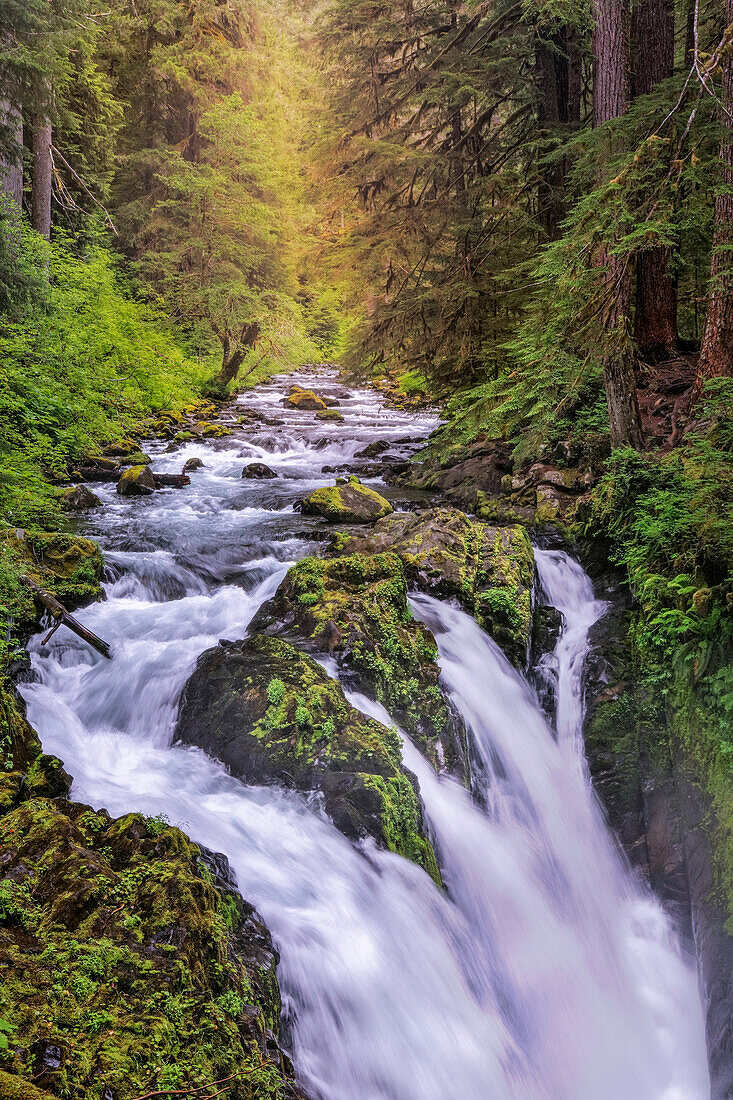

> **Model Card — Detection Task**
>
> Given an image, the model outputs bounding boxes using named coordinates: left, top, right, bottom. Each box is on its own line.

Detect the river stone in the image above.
left=242, top=462, right=277, bottom=479
left=250, top=552, right=467, bottom=775
left=119, top=451, right=152, bottom=466
left=355, top=440, right=392, bottom=459
left=117, top=465, right=156, bottom=495
left=283, top=389, right=327, bottom=411
left=60, top=485, right=101, bottom=511
left=333, top=506, right=534, bottom=667
left=175, top=633, right=440, bottom=881
left=301, top=476, right=393, bottom=524
left=315, top=409, right=344, bottom=422
left=183, top=457, right=205, bottom=473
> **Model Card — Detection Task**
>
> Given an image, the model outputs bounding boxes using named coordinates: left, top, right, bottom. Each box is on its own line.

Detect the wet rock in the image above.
left=118, top=451, right=152, bottom=467
left=175, top=634, right=440, bottom=881
left=242, top=462, right=277, bottom=479
left=251, top=553, right=467, bottom=775
left=333, top=507, right=534, bottom=667
left=102, top=439, right=139, bottom=458
left=117, top=465, right=156, bottom=496
left=0, top=795, right=304, bottom=1099
left=5, top=529, right=104, bottom=609
left=183, top=457, right=205, bottom=473
left=301, top=476, right=393, bottom=524
left=356, top=441, right=392, bottom=459
left=315, top=409, right=344, bottom=422
left=283, top=389, right=327, bottom=411
left=151, top=473, right=190, bottom=490
left=60, top=485, right=101, bottom=511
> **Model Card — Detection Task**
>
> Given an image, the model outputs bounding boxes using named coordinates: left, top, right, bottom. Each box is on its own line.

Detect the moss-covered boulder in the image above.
left=251, top=553, right=466, bottom=774
left=0, top=797, right=303, bottom=1100
left=0, top=684, right=71, bottom=814
left=117, top=465, right=156, bottom=496
left=315, top=409, right=344, bottom=422
left=175, top=634, right=440, bottom=881
left=60, top=485, right=101, bottom=512
left=5, top=530, right=104, bottom=609
left=301, top=476, right=393, bottom=525
left=334, top=507, right=535, bottom=667
left=119, top=450, right=152, bottom=467
left=283, top=389, right=327, bottom=411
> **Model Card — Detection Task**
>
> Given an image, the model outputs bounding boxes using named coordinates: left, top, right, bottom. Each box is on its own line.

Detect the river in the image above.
left=20, top=369, right=711, bottom=1099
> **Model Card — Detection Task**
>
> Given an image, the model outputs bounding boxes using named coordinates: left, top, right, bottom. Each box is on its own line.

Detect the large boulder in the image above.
left=5, top=529, right=104, bottom=609
left=60, top=485, right=101, bottom=511
left=315, top=409, right=344, bottom=422
left=302, top=476, right=393, bottom=524
left=175, top=633, right=440, bottom=881
left=283, top=389, right=327, bottom=411
left=117, top=465, right=156, bottom=496
left=242, top=462, right=276, bottom=479
left=334, top=507, right=535, bottom=667
left=251, top=552, right=466, bottom=774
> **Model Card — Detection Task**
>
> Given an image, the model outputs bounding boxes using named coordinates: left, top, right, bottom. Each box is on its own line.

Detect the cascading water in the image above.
left=19, top=370, right=710, bottom=1099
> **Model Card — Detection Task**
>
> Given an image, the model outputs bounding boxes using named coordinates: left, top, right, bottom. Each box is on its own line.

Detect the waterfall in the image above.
left=18, top=370, right=710, bottom=1099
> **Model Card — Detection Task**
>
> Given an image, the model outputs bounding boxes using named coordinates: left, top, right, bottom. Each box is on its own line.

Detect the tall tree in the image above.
left=632, top=0, right=677, bottom=360
left=593, top=0, right=644, bottom=448
left=693, top=2, right=733, bottom=399
left=31, top=107, right=52, bottom=238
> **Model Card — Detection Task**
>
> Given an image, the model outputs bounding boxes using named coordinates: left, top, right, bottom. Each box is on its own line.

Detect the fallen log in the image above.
left=75, top=466, right=120, bottom=483
left=20, top=576, right=112, bottom=659
left=152, top=473, right=191, bottom=489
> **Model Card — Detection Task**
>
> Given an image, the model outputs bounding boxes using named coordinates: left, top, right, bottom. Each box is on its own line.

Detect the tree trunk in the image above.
left=215, top=322, right=261, bottom=386
left=31, top=117, right=52, bottom=239
left=593, top=0, right=644, bottom=449
left=692, top=3, right=733, bottom=402
left=0, top=103, right=23, bottom=213
left=632, top=0, right=677, bottom=360
left=536, top=25, right=582, bottom=240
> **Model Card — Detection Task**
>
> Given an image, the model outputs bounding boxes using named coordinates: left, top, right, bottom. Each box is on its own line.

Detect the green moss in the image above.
left=0, top=796, right=294, bottom=1100
left=302, top=477, right=393, bottom=524
left=259, top=553, right=457, bottom=768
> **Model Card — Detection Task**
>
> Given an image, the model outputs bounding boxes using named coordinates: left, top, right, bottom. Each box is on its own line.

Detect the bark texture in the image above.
left=693, top=4, right=733, bottom=400
left=593, top=0, right=644, bottom=448
left=632, top=0, right=677, bottom=359
left=536, top=26, right=582, bottom=239
left=0, top=102, right=23, bottom=212
left=31, top=118, right=53, bottom=239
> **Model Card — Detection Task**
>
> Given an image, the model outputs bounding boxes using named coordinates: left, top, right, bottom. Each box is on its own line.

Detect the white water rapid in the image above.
left=20, top=370, right=710, bottom=1099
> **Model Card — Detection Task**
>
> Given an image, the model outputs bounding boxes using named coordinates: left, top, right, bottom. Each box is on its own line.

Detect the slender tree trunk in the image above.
left=692, top=3, right=733, bottom=401
left=536, top=25, right=582, bottom=240
left=632, top=0, right=677, bottom=359
left=593, top=0, right=644, bottom=449
left=0, top=103, right=23, bottom=213
left=31, top=116, right=52, bottom=239
left=215, top=322, right=261, bottom=385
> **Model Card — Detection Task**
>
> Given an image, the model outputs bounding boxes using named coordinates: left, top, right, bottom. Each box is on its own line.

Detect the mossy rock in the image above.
left=0, top=684, right=71, bottom=814
left=119, top=451, right=152, bottom=467
left=302, top=476, right=393, bottom=525
left=251, top=553, right=466, bottom=774
left=0, top=797, right=303, bottom=1100
left=59, top=485, right=101, bottom=512
left=195, top=423, right=232, bottom=438
left=117, top=465, right=155, bottom=496
left=102, top=439, right=139, bottom=458
left=283, top=389, right=327, bottom=411
left=5, top=530, right=104, bottom=609
left=175, top=634, right=440, bottom=882
left=334, top=507, right=535, bottom=667
left=315, top=409, right=344, bottom=422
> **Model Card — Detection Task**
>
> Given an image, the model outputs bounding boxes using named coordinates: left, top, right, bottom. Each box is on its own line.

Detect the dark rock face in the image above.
left=60, top=485, right=101, bottom=511
left=333, top=507, right=535, bottom=668
left=183, top=457, right=204, bottom=473
left=301, top=476, right=393, bottom=524
left=117, top=464, right=156, bottom=495
left=680, top=780, right=733, bottom=1100
left=175, top=633, right=440, bottom=881
left=242, top=462, right=277, bottom=479
left=250, top=552, right=467, bottom=776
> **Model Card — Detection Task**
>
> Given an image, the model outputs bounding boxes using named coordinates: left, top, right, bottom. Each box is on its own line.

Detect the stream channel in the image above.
left=20, top=369, right=712, bottom=1099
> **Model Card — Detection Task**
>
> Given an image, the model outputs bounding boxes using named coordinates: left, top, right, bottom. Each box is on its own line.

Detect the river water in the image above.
left=20, top=370, right=710, bottom=1099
